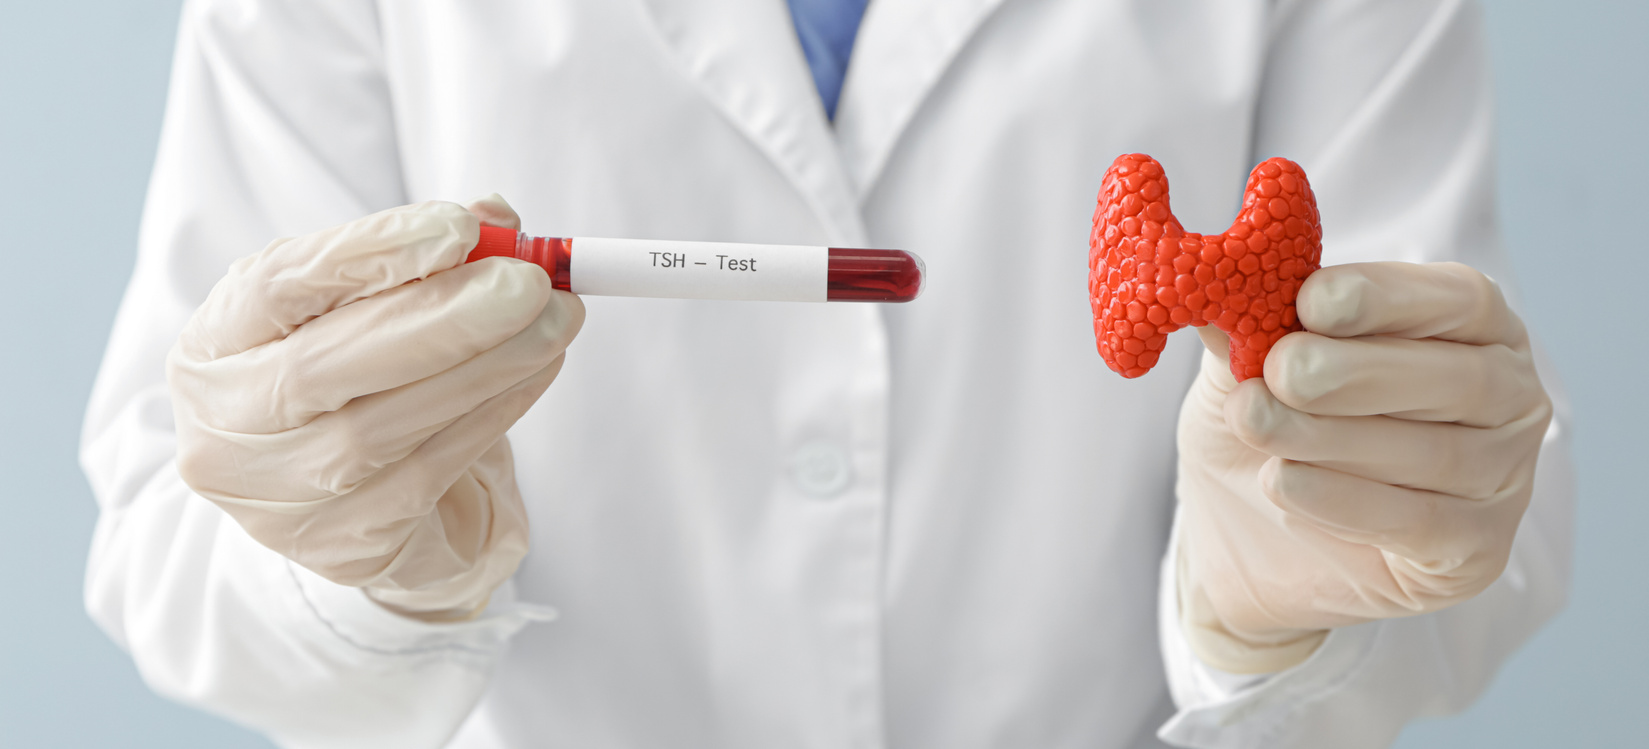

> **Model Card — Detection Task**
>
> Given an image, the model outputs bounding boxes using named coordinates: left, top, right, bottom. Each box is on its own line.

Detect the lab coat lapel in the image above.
left=637, top=0, right=867, bottom=245
left=834, top=0, right=1013, bottom=199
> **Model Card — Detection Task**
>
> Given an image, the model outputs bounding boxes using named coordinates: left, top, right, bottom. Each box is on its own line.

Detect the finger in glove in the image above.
left=176, top=201, right=482, bottom=361
left=1265, top=333, right=1542, bottom=427
left=1257, top=458, right=1525, bottom=599
left=176, top=258, right=554, bottom=434
left=1223, top=378, right=1544, bottom=499
left=1297, top=262, right=1525, bottom=346
left=185, top=291, right=583, bottom=506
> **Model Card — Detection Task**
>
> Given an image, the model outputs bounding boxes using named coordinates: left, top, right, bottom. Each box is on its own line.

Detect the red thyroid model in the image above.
left=1089, top=154, right=1323, bottom=381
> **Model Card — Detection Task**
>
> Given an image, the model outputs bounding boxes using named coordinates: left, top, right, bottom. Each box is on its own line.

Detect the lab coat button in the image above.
left=790, top=442, right=852, bottom=498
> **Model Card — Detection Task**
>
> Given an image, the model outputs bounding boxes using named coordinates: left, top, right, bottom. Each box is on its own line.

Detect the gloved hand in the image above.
left=1174, top=261, right=1552, bottom=673
left=168, top=196, right=584, bottom=620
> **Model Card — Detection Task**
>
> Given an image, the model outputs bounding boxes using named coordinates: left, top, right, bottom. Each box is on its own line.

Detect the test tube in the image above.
left=467, top=227, right=925, bottom=303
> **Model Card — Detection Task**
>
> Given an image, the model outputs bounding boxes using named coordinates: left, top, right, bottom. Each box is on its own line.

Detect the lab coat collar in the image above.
left=636, top=0, right=868, bottom=245
left=638, top=0, right=1012, bottom=237
left=835, top=0, right=1013, bottom=200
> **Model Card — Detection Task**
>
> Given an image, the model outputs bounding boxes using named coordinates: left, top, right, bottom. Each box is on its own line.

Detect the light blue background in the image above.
left=1, top=2, right=1642, bottom=746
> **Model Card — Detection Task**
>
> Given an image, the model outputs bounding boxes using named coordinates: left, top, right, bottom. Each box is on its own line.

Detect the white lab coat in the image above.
left=81, top=0, right=1575, bottom=747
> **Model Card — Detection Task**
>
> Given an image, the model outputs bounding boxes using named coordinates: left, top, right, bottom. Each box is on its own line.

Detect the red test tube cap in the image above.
left=468, top=226, right=521, bottom=262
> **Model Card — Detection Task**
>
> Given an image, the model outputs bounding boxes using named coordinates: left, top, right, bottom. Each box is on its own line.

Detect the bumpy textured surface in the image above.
left=1089, top=154, right=1322, bottom=381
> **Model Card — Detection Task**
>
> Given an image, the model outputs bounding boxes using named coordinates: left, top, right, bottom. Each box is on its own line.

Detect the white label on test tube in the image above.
left=570, top=238, right=829, bottom=302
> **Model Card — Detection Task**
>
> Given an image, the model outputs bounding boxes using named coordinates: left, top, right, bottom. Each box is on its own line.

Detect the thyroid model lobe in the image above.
left=1089, top=154, right=1322, bottom=381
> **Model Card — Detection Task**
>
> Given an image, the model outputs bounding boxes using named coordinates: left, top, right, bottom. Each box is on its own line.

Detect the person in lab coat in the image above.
left=81, top=0, right=1572, bottom=747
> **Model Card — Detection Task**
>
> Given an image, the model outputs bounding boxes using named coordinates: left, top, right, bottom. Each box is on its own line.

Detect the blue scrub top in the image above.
left=786, top=0, right=870, bottom=119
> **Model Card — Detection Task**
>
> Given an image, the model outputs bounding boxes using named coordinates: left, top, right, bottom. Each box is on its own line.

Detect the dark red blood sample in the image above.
left=516, top=235, right=572, bottom=290
left=1089, top=154, right=1322, bottom=381
left=827, top=247, right=925, bottom=302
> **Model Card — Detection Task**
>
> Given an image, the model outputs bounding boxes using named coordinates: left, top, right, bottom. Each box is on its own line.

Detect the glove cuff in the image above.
left=367, top=589, right=493, bottom=623
left=1177, top=542, right=1329, bottom=674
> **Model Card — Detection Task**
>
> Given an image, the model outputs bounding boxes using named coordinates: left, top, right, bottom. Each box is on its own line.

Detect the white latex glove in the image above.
left=1175, top=262, right=1552, bottom=673
left=168, top=196, right=584, bottom=620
